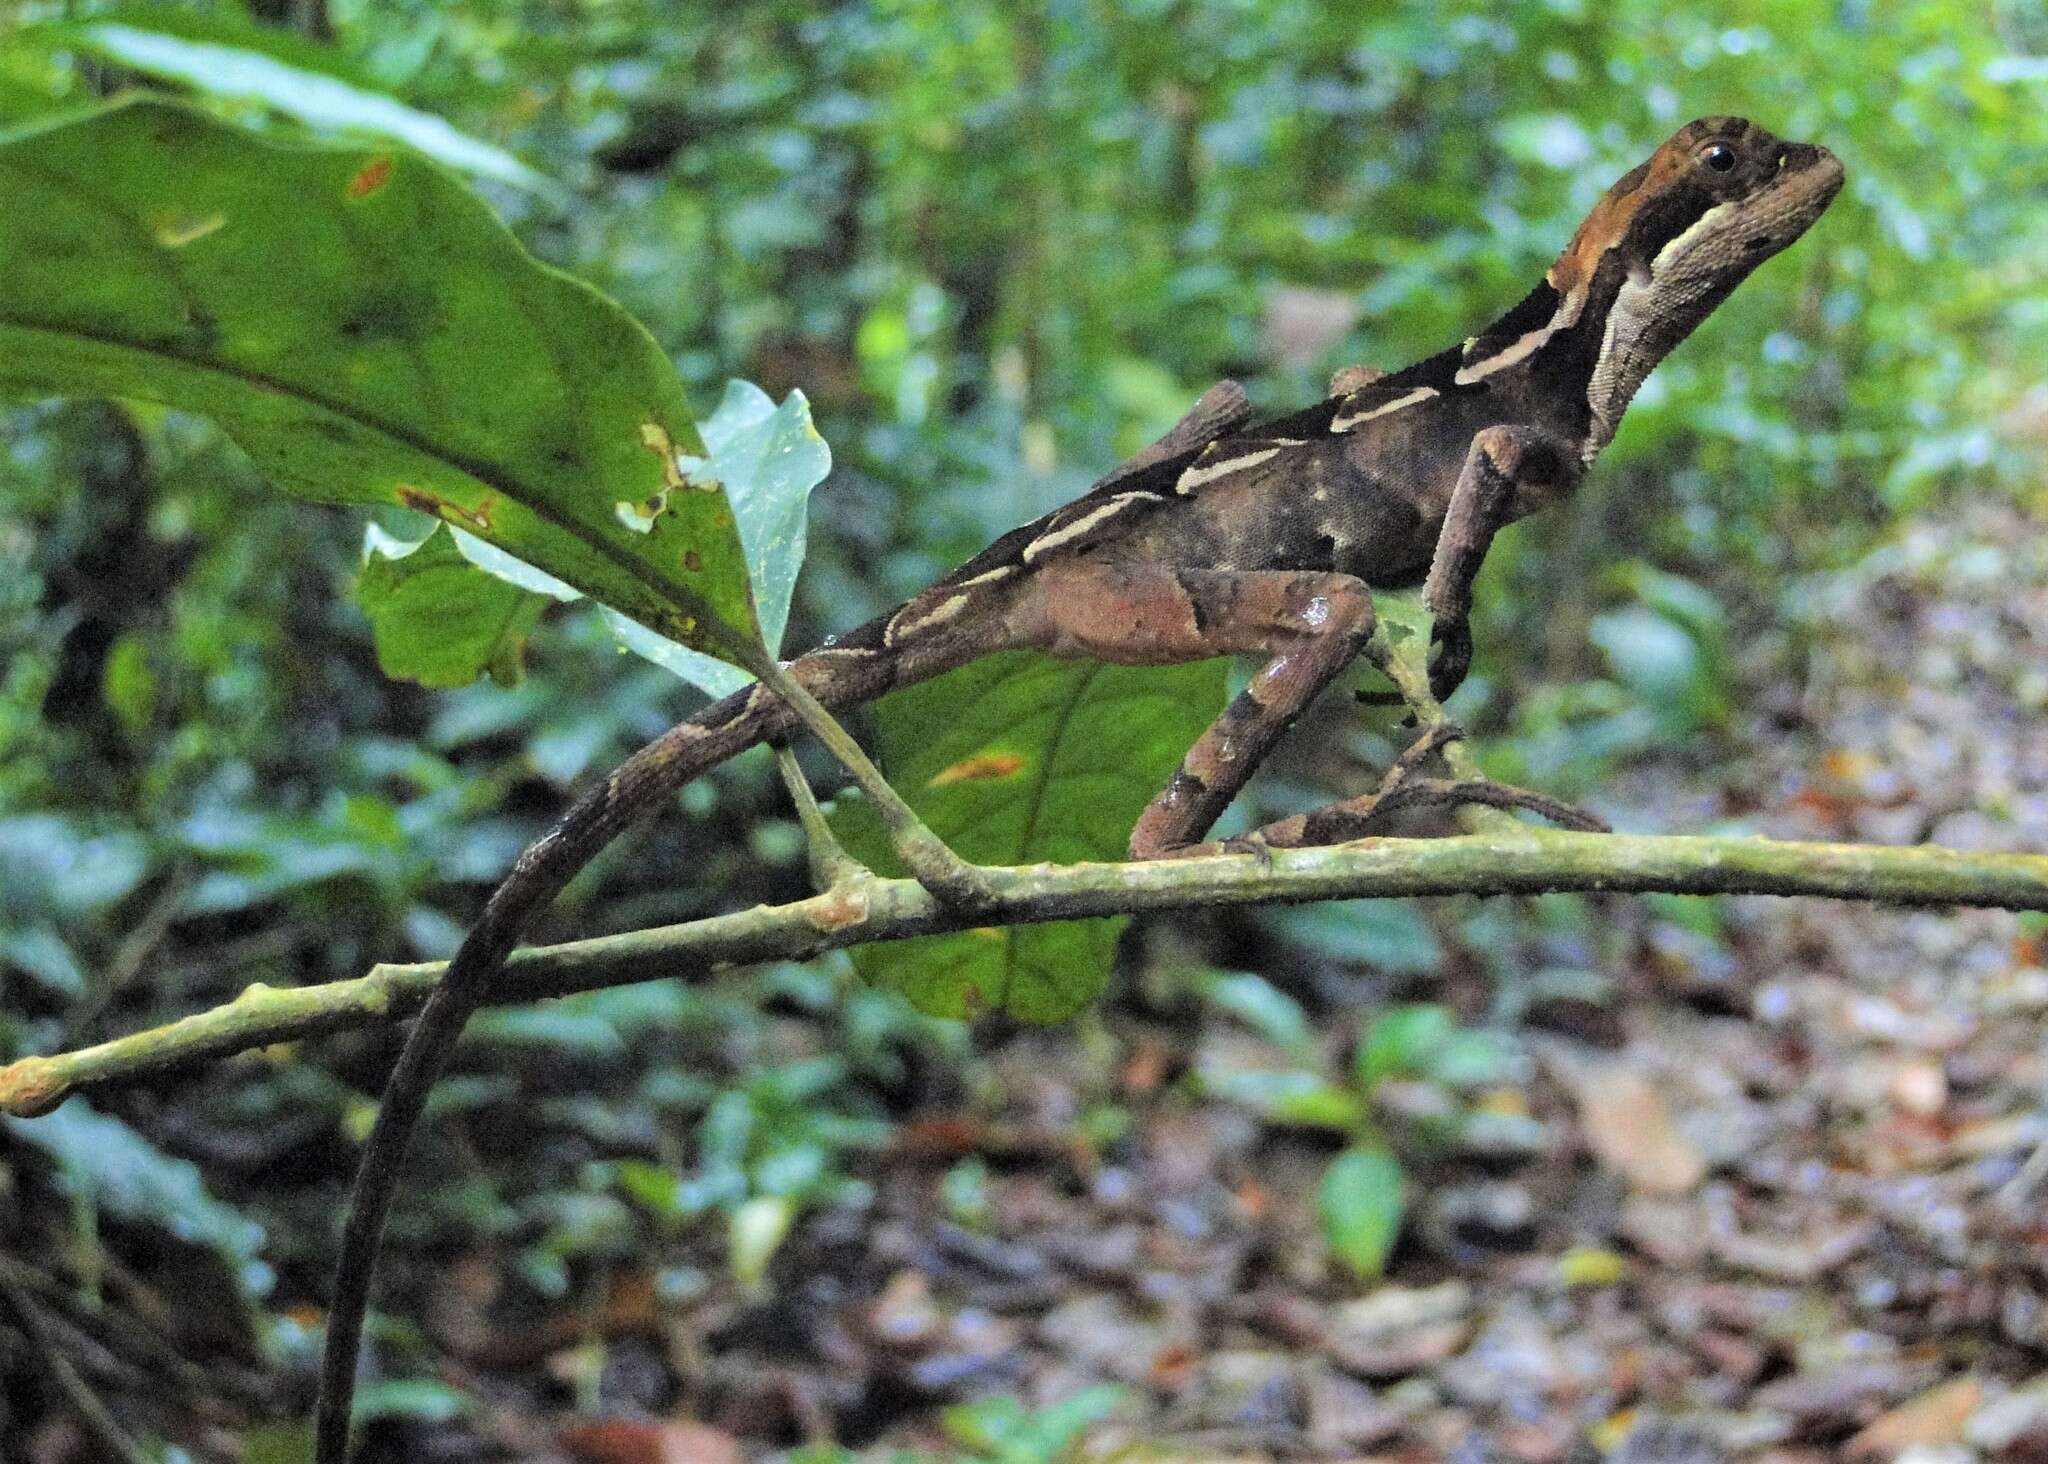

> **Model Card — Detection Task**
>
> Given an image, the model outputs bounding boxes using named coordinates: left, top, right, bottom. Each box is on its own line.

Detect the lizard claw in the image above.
left=1219, top=830, right=1276, bottom=866
left=1428, top=620, right=1474, bottom=703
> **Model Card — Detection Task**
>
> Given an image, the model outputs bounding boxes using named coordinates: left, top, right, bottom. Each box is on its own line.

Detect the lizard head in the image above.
left=1551, top=116, right=1844, bottom=308
left=1551, top=116, right=1844, bottom=450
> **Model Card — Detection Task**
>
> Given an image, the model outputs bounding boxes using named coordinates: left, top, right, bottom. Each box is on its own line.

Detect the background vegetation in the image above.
left=1, top=1, right=2044, bottom=1460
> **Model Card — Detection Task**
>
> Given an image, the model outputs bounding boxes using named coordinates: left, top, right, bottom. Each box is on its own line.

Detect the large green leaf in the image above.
left=43, top=9, right=560, bottom=197
left=830, top=651, right=1228, bottom=1022
left=0, top=99, right=761, bottom=671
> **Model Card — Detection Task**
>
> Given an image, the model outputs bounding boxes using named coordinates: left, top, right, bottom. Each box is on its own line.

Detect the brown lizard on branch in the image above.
left=315, top=116, right=1841, bottom=1458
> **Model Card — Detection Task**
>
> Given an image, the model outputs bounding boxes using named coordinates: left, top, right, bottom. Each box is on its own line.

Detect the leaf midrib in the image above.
left=0, top=317, right=755, bottom=664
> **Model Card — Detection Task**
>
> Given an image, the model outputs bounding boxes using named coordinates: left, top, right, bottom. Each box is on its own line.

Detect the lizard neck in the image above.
left=1440, top=233, right=1743, bottom=466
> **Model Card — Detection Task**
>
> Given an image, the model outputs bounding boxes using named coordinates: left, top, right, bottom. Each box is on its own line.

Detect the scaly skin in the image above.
left=316, top=117, right=1841, bottom=1460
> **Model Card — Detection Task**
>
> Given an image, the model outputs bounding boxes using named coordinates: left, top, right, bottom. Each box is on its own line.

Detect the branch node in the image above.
left=752, top=657, right=995, bottom=911
left=0, top=1056, right=66, bottom=1118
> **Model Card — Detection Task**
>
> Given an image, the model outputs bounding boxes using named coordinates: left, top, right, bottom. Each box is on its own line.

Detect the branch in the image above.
left=4, top=826, right=2042, bottom=1116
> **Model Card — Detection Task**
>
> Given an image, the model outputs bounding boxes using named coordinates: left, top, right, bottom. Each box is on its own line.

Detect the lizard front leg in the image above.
left=1422, top=424, right=1582, bottom=701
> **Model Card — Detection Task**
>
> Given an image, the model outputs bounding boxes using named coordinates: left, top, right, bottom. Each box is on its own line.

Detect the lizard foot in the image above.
left=1217, top=830, right=1277, bottom=865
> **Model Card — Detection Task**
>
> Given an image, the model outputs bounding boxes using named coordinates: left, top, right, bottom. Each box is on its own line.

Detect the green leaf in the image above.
left=1271, top=898, right=1444, bottom=975
left=829, top=651, right=1228, bottom=1021
left=1357, top=1003, right=1455, bottom=1088
left=943, top=1384, right=1124, bottom=1461
left=0, top=100, right=762, bottom=674
left=1424, top=1028, right=1519, bottom=1089
left=1199, top=1068, right=1366, bottom=1130
left=1203, top=970, right=1316, bottom=1056
left=0, top=815, right=148, bottom=918
left=350, top=1377, right=472, bottom=1425
left=53, top=11, right=560, bottom=197
left=1589, top=608, right=1700, bottom=697
left=468, top=1005, right=630, bottom=1056
left=358, top=524, right=545, bottom=687
left=380, top=380, right=831, bottom=693
left=100, top=630, right=157, bottom=734
left=0, top=927, right=86, bottom=997
left=4, top=1100, right=270, bottom=1295
left=1319, top=1142, right=1406, bottom=1281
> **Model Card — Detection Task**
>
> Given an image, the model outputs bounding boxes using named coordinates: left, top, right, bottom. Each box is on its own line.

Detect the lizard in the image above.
left=314, top=115, right=1842, bottom=1459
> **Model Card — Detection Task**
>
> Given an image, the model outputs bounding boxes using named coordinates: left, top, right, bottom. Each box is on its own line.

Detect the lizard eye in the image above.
left=1699, top=142, right=1738, bottom=173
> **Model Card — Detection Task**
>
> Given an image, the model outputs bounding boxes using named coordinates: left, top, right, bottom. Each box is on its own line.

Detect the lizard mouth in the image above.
left=1771, top=141, right=1847, bottom=219
left=1671, top=138, right=1844, bottom=281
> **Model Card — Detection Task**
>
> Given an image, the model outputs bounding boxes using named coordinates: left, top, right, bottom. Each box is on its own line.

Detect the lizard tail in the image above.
left=313, top=632, right=903, bottom=1463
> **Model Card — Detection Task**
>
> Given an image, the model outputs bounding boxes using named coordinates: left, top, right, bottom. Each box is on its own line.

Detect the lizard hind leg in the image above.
left=1012, top=558, right=1604, bottom=862
left=1005, top=561, right=1380, bottom=860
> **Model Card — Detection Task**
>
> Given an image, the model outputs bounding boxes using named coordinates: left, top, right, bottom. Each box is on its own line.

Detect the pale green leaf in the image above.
left=1319, top=1143, right=1406, bottom=1281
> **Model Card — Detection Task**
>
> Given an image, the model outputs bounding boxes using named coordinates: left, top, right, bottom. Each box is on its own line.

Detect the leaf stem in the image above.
left=771, top=742, right=868, bottom=892
left=746, top=653, right=994, bottom=909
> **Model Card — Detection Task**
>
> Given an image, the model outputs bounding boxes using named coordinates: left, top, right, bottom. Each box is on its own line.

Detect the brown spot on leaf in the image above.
left=339, top=291, right=421, bottom=343
left=347, top=157, right=394, bottom=199
left=683, top=550, right=703, bottom=573
left=927, top=752, right=1027, bottom=788
left=393, top=485, right=493, bottom=533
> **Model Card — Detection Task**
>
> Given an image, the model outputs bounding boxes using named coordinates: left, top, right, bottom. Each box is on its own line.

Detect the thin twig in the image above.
left=751, top=656, right=994, bottom=908
left=62, top=869, right=194, bottom=1048
left=0, top=1266, right=155, bottom=1464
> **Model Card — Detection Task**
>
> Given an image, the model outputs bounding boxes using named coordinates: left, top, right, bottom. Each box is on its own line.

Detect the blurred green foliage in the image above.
left=1193, top=974, right=1535, bottom=1279
left=0, top=0, right=2043, bottom=1450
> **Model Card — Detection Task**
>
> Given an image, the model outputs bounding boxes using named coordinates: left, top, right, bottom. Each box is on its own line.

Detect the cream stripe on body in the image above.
left=1330, top=386, right=1437, bottom=431
left=1021, top=492, right=1152, bottom=561
left=1172, top=445, right=1283, bottom=495
left=1453, top=285, right=1588, bottom=385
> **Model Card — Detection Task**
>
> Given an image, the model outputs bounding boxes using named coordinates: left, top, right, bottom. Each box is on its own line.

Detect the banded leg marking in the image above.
left=1422, top=424, right=1581, bottom=701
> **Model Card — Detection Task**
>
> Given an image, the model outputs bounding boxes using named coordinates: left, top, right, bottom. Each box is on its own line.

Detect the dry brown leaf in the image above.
left=558, top=1417, right=745, bottom=1464
left=1845, top=1376, right=1983, bottom=1459
left=1566, top=1066, right=1707, bottom=1194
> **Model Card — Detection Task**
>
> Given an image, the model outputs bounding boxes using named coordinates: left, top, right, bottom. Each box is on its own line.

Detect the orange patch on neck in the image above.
left=1547, top=141, right=1691, bottom=299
